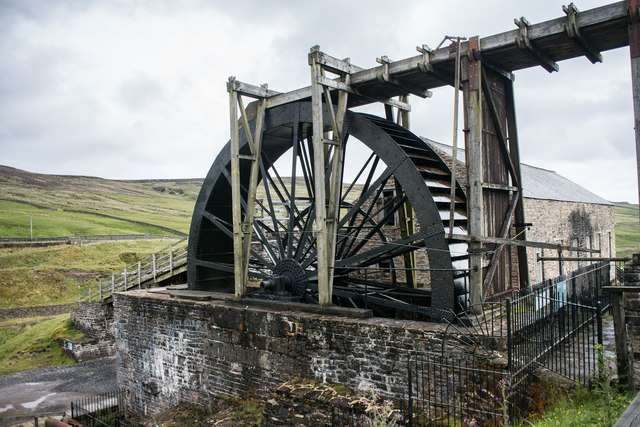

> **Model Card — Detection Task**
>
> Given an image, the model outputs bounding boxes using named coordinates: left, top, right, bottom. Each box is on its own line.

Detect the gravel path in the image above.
left=0, top=357, right=117, bottom=427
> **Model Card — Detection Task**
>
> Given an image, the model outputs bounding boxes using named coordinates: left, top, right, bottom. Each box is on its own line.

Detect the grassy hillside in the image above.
left=0, top=239, right=180, bottom=309
left=614, top=202, right=640, bottom=258
left=0, top=165, right=202, bottom=235
left=0, top=314, right=86, bottom=376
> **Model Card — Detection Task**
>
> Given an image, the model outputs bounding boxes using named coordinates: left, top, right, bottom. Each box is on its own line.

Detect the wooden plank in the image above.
left=602, top=285, right=640, bottom=292
left=614, top=389, right=640, bottom=426
left=451, top=233, right=601, bottom=252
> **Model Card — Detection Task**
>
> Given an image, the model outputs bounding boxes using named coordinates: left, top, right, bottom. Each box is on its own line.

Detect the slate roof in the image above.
left=424, top=139, right=612, bottom=206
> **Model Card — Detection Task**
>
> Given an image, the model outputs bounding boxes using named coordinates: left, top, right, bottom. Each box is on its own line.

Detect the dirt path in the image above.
left=0, top=356, right=117, bottom=427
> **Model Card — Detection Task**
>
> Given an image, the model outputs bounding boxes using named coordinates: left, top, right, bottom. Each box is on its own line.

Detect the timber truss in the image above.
left=188, top=1, right=639, bottom=318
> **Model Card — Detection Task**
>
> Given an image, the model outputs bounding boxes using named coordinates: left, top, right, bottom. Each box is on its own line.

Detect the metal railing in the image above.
left=70, top=389, right=134, bottom=427
left=79, top=238, right=188, bottom=302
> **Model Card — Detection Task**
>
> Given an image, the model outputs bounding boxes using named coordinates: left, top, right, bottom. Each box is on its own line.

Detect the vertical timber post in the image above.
left=309, top=46, right=331, bottom=306
left=630, top=0, right=640, bottom=221
left=465, top=36, right=484, bottom=310
left=229, top=78, right=245, bottom=299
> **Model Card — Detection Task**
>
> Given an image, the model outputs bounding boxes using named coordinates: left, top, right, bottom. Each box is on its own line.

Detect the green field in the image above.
left=614, top=202, right=640, bottom=257
left=0, top=314, right=86, bottom=376
left=0, top=239, right=180, bottom=309
left=0, top=165, right=201, bottom=236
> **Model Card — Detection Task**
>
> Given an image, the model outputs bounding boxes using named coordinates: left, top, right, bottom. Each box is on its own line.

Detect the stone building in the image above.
left=426, top=140, right=616, bottom=287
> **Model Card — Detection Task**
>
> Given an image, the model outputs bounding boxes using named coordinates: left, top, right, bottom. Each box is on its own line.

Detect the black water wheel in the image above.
left=187, top=101, right=468, bottom=318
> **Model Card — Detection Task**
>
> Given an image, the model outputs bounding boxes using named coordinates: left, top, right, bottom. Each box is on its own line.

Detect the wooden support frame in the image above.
left=309, top=46, right=351, bottom=306
left=629, top=0, right=640, bottom=220
left=464, top=36, right=484, bottom=310
left=515, top=17, right=559, bottom=72
left=227, top=77, right=267, bottom=299
left=563, top=3, right=603, bottom=64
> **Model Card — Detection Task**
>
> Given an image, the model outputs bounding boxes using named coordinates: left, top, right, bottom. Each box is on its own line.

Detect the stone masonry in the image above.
left=525, top=198, right=615, bottom=283
left=114, top=290, right=448, bottom=417
left=69, top=300, right=115, bottom=360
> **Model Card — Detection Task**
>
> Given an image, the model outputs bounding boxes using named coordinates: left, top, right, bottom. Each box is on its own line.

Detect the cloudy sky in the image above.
left=0, top=0, right=637, bottom=203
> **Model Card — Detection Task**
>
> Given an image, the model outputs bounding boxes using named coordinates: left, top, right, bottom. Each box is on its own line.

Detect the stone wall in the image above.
left=70, top=300, right=115, bottom=359
left=524, top=198, right=615, bottom=284
left=114, top=290, right=448, bottom=417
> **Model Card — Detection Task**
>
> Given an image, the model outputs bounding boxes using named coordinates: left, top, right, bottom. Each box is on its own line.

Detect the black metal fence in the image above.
left=506, top=262, right=609, bottom=384
left=346, top=261, right=614, bottom=427
left=70, top=389, right=132, bottom=427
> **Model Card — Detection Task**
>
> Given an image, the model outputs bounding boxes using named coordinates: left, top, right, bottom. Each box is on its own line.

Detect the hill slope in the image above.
left=0, top=165, right=203, bottom=236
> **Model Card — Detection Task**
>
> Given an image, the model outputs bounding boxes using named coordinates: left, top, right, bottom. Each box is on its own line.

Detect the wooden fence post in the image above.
left=152, top=253, right=157, bottom=282
left=169, top=245, right=173, bottom=275
left=138, top=261, right=141, bottom=289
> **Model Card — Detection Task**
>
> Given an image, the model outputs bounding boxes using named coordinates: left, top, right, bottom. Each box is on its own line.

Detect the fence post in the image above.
left=153, top=253, right=157, bottom=282
left=138, top=261, right=141, bottom=290
left=112, top=273, right=115, bottom=296
left=557, top=247, right=563, bottom=276
left=124, top=267, right=127, bottom=290
left=506, top=298, right=512, bottom=374
left=596, top=300, right=603, bottom=346
left=407, top=353, right=413, bottom=427
left=89, top=288, right=92, bottom=301
left=170, top=245, right=173, bottom=275
left=99, top=280, right=102, bottom=299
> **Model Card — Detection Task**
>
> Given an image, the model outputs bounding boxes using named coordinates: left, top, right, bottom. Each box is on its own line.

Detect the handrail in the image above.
left=79, top=237, right=188, bottom=302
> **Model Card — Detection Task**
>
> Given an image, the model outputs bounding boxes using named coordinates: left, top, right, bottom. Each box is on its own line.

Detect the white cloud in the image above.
left=0, top=0, right=637, bottom=202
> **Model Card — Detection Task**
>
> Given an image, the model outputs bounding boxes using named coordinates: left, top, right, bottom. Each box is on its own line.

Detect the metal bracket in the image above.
left=563, top=3, right=603, bottom=63
left=514, top=17, right=559, bottom=72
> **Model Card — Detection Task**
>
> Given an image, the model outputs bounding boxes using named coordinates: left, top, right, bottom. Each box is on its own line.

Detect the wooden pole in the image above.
left=609, top=289, right=634, bottom=390
left=310, top=46, right=331, bottom=306
left=464, top=36, right=484, bottom=310
left=630, top=0, right=640, bottom=222
left=228, top=79, right=245, bottom=299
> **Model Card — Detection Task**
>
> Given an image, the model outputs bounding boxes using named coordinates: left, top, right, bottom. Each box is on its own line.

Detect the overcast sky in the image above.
left=0, top=0, right=637, bottom=203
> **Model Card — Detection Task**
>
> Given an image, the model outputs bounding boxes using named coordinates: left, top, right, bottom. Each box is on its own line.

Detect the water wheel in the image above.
left=187, top=101, right=469, bottom=319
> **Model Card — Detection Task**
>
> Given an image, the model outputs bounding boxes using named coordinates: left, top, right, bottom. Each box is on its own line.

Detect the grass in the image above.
left=0, top=313, right=86, bottom=376
left=0, top=239, right=180, bottom=309
left=0, top=200, right=185, bottom=237
left=614, top=202, right=639, bottom=258
left=523, top=387, right=635, bottom=426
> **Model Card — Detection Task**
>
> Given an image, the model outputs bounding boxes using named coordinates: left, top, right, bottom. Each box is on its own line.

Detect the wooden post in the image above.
left=111, top=274, right=115, bottom=295
left=228, top=80, right=245, bottom=298
left=169, top=245, right=173, bottom=276
left=138, top=261, right=141, bottom=290
left=99, top=281, right=102, bottom=299
left=124, top=267, right=127, bottom=290
left=608, top=287, right=635, bottom=390
left=152, top=253, right=157, bottom=282
left=464, top=36, right=484, bottom=310
left=630, top=0, right=640, bottom=221
left=309, top=46, right=331, bottom=306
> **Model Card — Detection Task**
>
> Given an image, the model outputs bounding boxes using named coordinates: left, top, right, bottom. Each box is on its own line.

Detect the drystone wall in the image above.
left=114, top=290, right=449, bottom=417
left=524, top=198, right=615, bottom=284
left=69, top=300, right=115, bottom=359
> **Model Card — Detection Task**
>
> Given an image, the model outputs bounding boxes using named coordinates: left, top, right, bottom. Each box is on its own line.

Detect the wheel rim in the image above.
left=188, top=101, right=468, bottom=318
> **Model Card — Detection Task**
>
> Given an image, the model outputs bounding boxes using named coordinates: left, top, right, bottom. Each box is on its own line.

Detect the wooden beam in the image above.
left=451, top=233, right=601, bottom=253
left=563, top=3, right=603, bottom=64
left=630, top=0, right=640, bottom=221
left=464, top=36, right=484, bottom=310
